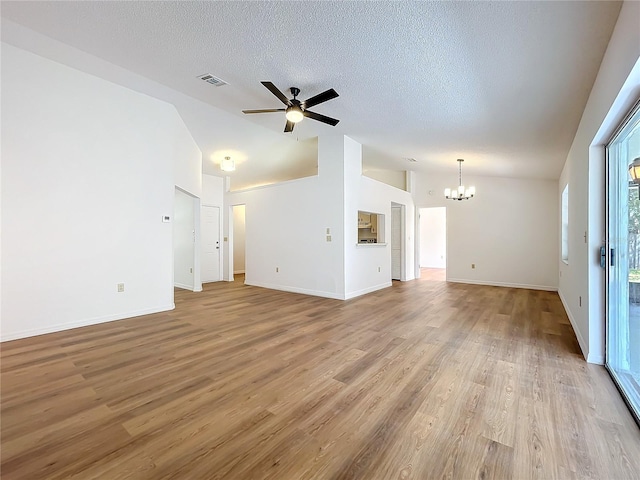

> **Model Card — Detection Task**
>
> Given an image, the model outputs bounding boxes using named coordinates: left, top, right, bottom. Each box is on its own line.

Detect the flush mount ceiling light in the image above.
left=220, top=156, right=235, bottom=172
left=444, top=159, right=475, bottom=201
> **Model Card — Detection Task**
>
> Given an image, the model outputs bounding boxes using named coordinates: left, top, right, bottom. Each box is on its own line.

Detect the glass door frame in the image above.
left=605, top=98, right=640, bottom=426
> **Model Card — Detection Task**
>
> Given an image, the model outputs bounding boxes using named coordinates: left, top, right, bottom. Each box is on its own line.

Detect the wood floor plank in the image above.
left=2, top=271, right=639, bottom=479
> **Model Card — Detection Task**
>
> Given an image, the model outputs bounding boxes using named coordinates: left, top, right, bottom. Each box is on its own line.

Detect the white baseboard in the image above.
left=587, top=351, right=605, bottom=365
left=446, top=278, right=558, bottom=291
left=244, top=281, right=346, bottom=300
left=558, top=290, right=591, bottom=363
left=345, top=282, right=393, bottom=299
left=1, top=303, right=176, bottom=342
left=242, top=280, right=393, bottom=301
left=175, top=282, right=202, bottom=292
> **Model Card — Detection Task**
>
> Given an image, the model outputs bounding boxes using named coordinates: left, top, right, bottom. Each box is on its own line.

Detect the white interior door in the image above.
left=391, top=206, right=402, bottom=280
left=202, top=205, right=221, bottom=283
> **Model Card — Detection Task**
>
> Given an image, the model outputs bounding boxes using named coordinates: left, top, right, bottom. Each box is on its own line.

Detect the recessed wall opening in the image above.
left=357, top=210, right=384, bottom=244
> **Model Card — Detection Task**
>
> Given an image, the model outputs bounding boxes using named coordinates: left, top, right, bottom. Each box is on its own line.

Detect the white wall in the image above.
left=173, top=119, right=202, bottom=198
left=362, top=168, right=406, bottom=191
left=172, top=118, right=202, bottom=292
left=420, top=207, right=446, bottom=268
left=559, top=1, right=640, bottom=364
left=1, top=44, right=201, bottom=341
left=1, top=19, right=318, bottom=193
left=202, top=174, right=225, bottom=206
left=225, top=175, right=345, bottom=298
left=225, top=134, right=346, bottom=298
left=415, top=173, right=558, bottom=290
left=233, top=205, right=246, bottom=274
left=224, top=135, right=415, bottom=300
left=345, top=173, right=416, bottom=298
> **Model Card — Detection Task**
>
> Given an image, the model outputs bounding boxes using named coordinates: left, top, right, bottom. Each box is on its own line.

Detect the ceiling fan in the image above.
left=242, top=81, right=339, bottom=133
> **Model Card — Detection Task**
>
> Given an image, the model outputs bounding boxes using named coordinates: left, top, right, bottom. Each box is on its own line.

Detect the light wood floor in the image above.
left=2, top=273, right=639, bottom=479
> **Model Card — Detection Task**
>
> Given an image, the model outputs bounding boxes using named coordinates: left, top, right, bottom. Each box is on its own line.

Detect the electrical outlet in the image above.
left=378, top=266, right=381, bottom=272
left=326, top=235, right=332, bottom=242
left=276, top=267, right=279, bottom=273
left=471, top=264, right=476, bottom=269
left=117, top=283, right=125, bottom=293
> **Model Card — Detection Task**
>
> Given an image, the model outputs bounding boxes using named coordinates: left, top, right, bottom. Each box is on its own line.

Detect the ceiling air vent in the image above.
left=197, top=74, right=228, bottom=87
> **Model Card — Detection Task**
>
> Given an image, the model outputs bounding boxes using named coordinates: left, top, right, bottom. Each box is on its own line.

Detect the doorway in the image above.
left=202, top=205, right=221, bottom=283
left=606, top=100, right=640, bottom=423
left=174, top=188, right=197, bottom=290
left=232, top=205, right=246, bottom=279
left=419, top=207, right=446, bottom=274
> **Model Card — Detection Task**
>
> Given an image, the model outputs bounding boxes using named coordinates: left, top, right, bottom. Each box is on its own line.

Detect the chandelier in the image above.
left=444, top=159, right=475, bottom=201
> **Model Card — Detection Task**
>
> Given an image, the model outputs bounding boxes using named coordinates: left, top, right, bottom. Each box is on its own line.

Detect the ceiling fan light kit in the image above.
left=285, top=105, right=304, bottom=123
left=445, top=159, right=475, bottom=201
left=243, top=81, right=339, bottom=133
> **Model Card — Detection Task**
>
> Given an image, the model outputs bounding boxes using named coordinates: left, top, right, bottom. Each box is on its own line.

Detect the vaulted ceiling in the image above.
left=1, top=1, right=622, bottom=189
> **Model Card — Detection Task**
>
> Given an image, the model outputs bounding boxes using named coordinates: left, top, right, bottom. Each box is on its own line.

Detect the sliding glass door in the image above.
left=606, top=101, right=640, bottom=423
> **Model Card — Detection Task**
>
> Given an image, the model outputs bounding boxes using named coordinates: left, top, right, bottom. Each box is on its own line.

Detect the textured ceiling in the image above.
left=1, top=1, right=622, bottom=186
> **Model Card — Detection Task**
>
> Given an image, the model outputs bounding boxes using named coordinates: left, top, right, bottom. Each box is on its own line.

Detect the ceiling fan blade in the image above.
left=303, top=110, right=340, bottom=126
left=261, top=81, right=291, bottom=106
left=242, top=109, right=286, bottom=114
left=284, top=120, right=295, bottom=133
left=302, top=88, right=339, bottom=109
